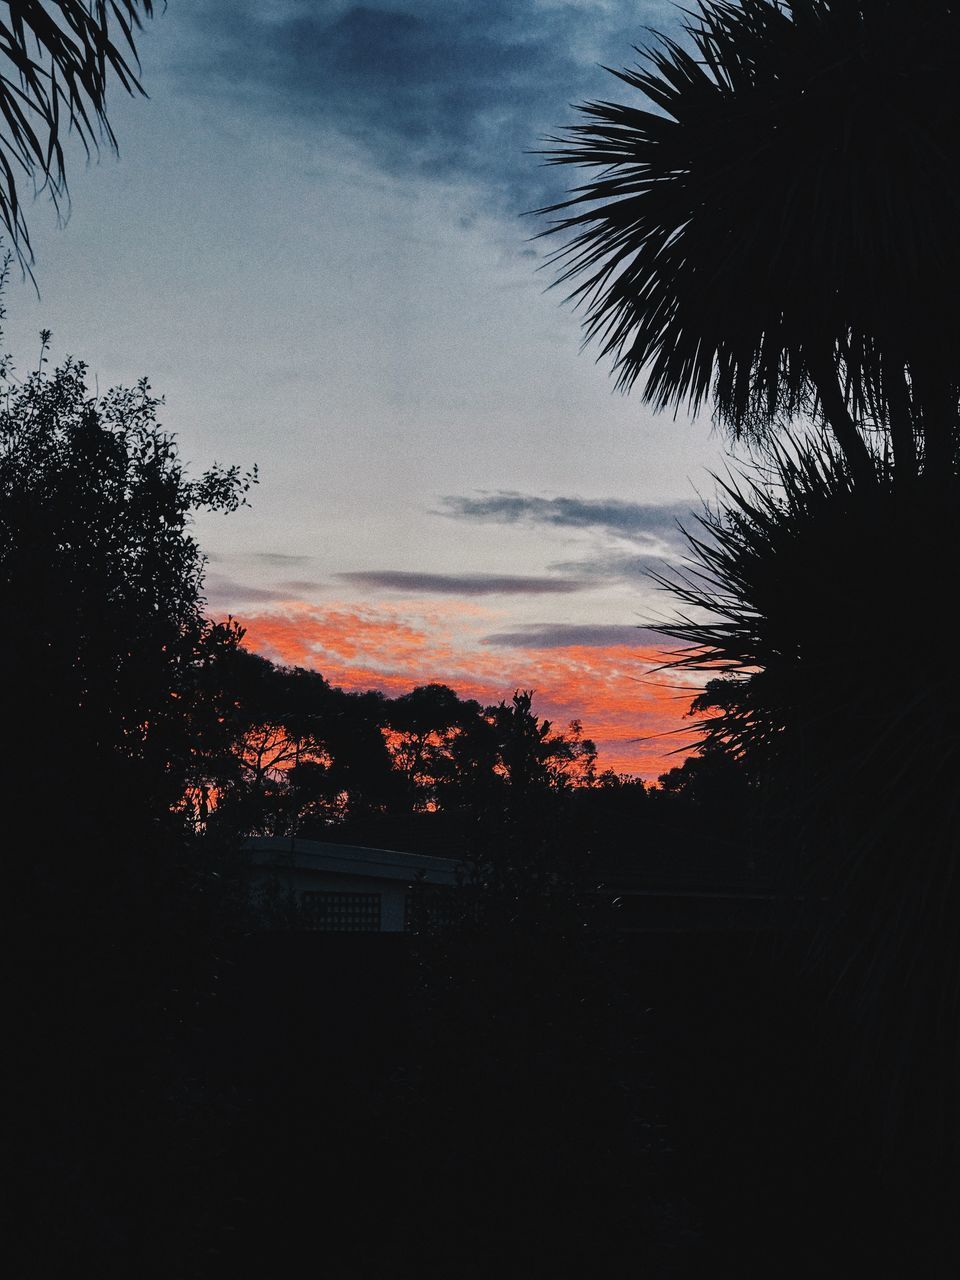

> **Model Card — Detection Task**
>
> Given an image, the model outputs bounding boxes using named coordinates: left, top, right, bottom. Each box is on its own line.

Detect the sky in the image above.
left=3, top=0, right=737, bottom=778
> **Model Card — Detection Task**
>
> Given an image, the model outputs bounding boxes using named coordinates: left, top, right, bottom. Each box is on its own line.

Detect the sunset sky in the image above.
left=4, top=0, right=737, bottom=777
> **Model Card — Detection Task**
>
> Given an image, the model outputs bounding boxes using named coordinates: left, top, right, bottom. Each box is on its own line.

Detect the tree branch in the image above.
left=808, top=356, right=876, bottom=486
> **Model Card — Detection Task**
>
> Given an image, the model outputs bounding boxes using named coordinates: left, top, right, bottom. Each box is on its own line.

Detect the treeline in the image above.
left=191, top=655, right=601, bottom=839
left=187, top=644, right=759, bottom=882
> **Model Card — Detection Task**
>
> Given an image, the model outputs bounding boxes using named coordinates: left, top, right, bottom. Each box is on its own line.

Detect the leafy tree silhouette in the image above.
left=0, top=3, right=159, bottom=266
left=195, top=651, right=401, bottom=838
left=201, top=670, right=608, bottom=857
left=0, top=302, right=255, bottom=930
left=386, top=682, right=480, bottom=811
left=0, top=292, right=269, bottom=1278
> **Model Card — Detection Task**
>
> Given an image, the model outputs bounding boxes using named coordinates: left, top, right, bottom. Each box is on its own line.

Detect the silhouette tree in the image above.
left=318, top=688, right=399, bottom=818
left=539, top=0, right=960, bottom=485
left=224, top=658, right=337, bottom=835
left=386, top=682, right=479, bottom=811
left=0, top=318, right=255, bottom=920
left=489, top=691, right=596, bottom=795
left=439, top=692, right=599, bottom=934
left=0, top=2, right=158, bottom=263
left=193, top=647, right=407, bottom=838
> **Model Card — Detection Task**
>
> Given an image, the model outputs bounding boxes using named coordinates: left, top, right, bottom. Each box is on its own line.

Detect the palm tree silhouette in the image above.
left=538, top=2, right=960, bottom=1184
left=0, top=2, right=157, bottom=265
left=538, top=0, right=960, bottom=485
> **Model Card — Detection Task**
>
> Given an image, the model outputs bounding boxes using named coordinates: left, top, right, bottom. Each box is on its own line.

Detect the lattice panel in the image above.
left=301, top=891, right=382, bottom=932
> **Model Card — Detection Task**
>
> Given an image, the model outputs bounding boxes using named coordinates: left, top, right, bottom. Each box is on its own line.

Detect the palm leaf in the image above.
left=537, top=1, right=960, bottom=478
left=0, top=2, right=158, bottom=264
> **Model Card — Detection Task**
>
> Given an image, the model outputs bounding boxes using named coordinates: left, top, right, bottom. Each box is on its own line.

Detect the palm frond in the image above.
left=537, top=1, right=960, bottom=472
left=0, top=2, right=158, bottom=264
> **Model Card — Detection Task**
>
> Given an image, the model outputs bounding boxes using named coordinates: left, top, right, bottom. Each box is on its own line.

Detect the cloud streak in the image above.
left=203, top=573, right=326, bottom=608
left=251, top=553, right=316, bottom=567
left=336, top=569, right=590, bottom=595
left=438, top=491, right=694, bottom=546
left=546, top=551, right=676, bottom=583
left=481, top=623, right=665, bottom=649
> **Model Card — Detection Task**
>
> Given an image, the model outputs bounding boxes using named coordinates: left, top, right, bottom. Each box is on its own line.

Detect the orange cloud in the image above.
left=230, top=601, right=704, bottom=779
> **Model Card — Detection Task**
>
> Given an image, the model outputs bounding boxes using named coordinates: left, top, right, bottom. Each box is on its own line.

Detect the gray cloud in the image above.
left=547, top=551, right=677, bottom=582
left=252, top=553, right=316, bottom=567
left=336, top=569, right=590, bottom=595
left=439, top=491, right=694, bottom=546
left=203, top=572, right=325, bottom=606
left=177, top=1, right=677, bottom=214
left=279, top=578, right=328, bottom=594
left=481, top=623, right=665, bottom=649
left=203, top=574, right=293, bottom=606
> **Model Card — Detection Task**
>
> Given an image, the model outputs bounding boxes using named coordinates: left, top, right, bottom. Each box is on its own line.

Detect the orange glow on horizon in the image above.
left=230, top=601, right=704, bottom=779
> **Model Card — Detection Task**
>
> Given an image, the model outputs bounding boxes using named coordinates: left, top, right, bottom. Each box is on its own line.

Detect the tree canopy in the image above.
left=0, top=311, right=255, bottom=913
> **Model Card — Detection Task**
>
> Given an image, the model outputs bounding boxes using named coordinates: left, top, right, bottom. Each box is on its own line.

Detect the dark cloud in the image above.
left=438, top=491, right=694, bottom=546
left=177, top=0, right=677, bottom=214
left=336, top=569, right=589, bottom=595
left=481, top=623, right=665, bottom=649
left=203, top=572, right=325, bottom=605
left=203, top=574, right=293, bottom=606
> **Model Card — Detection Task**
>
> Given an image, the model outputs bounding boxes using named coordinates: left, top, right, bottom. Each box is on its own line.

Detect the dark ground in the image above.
left=9, top=928, right=957, bottom=1278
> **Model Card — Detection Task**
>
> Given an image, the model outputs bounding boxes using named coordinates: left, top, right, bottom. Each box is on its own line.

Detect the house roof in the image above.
left=243, top=837, right=463, bottom=886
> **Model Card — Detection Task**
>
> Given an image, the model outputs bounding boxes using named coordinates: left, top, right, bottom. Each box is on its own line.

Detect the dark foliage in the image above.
left=200, top=667, right=603, bottom=836
left=0, top=306, right=266, bottom=1278
left=655, top=438, right=960, bottom=1164
left=0, top=311, right=255, bottom=938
